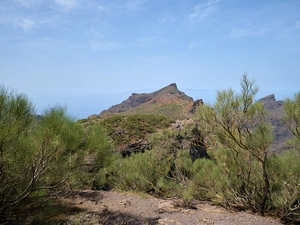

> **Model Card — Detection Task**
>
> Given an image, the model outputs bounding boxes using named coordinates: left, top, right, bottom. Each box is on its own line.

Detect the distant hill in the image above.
left=259, top=94, right=293, bottom=153
left=88, top=84, right=293, bottom=153
left=91, top=83, right=203, bottom=120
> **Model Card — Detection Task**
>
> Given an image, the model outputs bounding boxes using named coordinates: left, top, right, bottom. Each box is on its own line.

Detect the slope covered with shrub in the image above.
left=80, top=114, right=175, bottom=150
left=1, top=75, right=300, bottom=224
left=86, top=75, right=300, bottom=223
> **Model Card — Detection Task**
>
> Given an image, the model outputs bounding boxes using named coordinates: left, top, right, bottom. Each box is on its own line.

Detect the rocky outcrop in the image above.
left=190, top=99, right=204, bottom=113
left=259, top=94, right=283, bottom=111
left=120, top=140, right=152, bottom=157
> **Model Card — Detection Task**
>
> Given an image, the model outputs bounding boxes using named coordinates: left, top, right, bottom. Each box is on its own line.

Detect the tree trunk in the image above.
left=260, top=155, right=270, bottom=216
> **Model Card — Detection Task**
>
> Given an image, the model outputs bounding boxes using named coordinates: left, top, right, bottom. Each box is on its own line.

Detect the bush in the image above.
left=175, top=150, right=220, bottom=200
left=73, top=125, right=115, bottom=190
left=283, top=92, right=300, bottom=153
left=97, top=114, right=175, bottom=147
left=0, top=86, right=84, bottom=222
left=85, top=125, right=114, bottom=169
left=107, top=151, right=170, bottom=193
left=268, top=150, right=300, bottom=220
left=196, top=74, right=273, bottom=214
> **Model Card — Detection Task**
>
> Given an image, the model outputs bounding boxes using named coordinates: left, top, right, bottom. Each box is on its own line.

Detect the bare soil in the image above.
left=61, top=190, right=283, bottom=225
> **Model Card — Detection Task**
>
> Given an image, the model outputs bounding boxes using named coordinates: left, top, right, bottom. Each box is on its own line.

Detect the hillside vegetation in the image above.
left=81, top=114, right=175, bottom=150
left=1, top=75, right=300, bottom=224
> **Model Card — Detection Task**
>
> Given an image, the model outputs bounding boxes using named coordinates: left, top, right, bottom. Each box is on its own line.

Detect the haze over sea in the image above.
left=34, top=87, right=296, bottom=119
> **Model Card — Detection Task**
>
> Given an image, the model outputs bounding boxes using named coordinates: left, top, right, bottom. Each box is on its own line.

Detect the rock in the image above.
left=190, top=141, right=211, bottom=160
left=190, top=99, right=204, bottom=113
left=121, top=140, right=152, bottom=157
left=120, top=199, right=131, bottom=207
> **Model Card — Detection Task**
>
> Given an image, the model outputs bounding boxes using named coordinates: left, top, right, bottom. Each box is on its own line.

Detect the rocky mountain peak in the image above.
left=259, top=94, right=276, bottom=103
left=95, top=83, right=195, bottom=119
left=259, top=94, right=283, bottom=111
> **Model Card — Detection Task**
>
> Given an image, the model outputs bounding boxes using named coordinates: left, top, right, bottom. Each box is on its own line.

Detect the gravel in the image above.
left=63, top=190, right=283, bottom=225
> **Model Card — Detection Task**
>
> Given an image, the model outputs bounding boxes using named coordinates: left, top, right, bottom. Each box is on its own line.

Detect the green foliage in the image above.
left=33, top=106, right=84, bottom=188
left=115, top=98, right=192, bottom=120
left=107, top=150, right=173, bottom=194
left=175, top=150, right=220, bottom=200
left=196, top=74, right=274, bottom=214
left=72, top=125, right=115, bottom=190
left=149, top=128, right=179, bottom=149
left=97, top=126, right=184, bottom=197
left=210, top=146, right=269, bottom=210
left=96, top=114, right=175, bottom=147
left=279, top=92, right=300, bottom=220
left=84, top=125, right=114, bottom=168
left=86, top=75, right=300, bottom=222
left=154, top=103, right=188, bottom=119
left=267, top=151, right=300, bottom=219
left=283, top=92, right=300, bottom=152
left=0, top=86, right=36, bottom=217
left=0, top=85, right=34, bottom=154
left=0, top=86, right=85, bottom=222
left=2, top=80, right=300, bottom=222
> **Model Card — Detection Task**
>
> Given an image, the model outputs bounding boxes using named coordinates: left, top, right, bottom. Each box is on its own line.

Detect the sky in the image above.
left=1, top=0, right=300, bottom=119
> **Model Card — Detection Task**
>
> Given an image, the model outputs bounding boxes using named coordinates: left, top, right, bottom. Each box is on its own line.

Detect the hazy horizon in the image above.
left=29, top=85, right=297, bottom=119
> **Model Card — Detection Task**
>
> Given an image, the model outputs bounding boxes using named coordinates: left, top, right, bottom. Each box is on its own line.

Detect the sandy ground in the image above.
left=61, top=190, right=283, bottom=225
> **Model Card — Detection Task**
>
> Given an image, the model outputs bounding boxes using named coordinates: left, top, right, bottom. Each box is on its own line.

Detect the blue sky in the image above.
left=1, top=0, right=299, bottom=118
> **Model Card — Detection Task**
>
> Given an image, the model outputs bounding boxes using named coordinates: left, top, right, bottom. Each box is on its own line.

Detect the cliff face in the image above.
left=96, top=83, right=198, bottom=119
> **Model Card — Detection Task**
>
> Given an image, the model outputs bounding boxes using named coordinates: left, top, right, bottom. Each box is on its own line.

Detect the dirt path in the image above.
left=62, top=190, right=283, bottom=225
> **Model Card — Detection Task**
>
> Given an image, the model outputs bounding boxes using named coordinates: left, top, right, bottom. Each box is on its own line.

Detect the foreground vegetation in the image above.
left=0, top=85, right=113, bottom=223
left=1, top=75, right=299, bottom=224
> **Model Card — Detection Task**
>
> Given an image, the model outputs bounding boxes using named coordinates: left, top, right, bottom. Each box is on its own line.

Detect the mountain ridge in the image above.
left=92, top=83, right=199, bottom=119
left=88, top=83, right=293, bottom=153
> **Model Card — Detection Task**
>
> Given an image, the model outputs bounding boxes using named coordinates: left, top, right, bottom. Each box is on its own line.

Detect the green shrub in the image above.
left=84, top=125, right=114, bottom=168
left=70, top=123, right=116, bottom=190
left=0, top=86, right=84, bottom=222
left=196, top=74, right=273, bottom=214
left=267, top=150, right=300, bottom=219
left=175, top=150, right=221, bottom=201
left=283, top=92, right=300, bottom=153
left=108, top=151, right=163, bottom=192
left=96, top=114, right=174, bottom=147
left=102, top=147, right=182, bottom=197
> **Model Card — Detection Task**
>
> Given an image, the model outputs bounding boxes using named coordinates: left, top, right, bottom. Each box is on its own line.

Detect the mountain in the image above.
left=88, top=84, right=293, bottom=153
left=259, top=94, right=293, bottom=153
left=92, top=83, right=202, bottom=120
